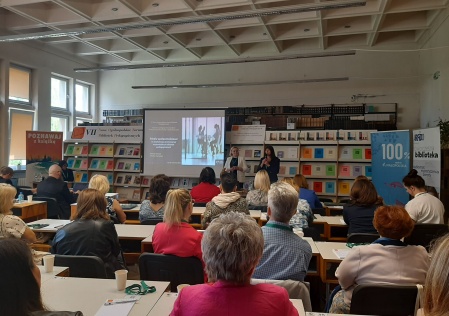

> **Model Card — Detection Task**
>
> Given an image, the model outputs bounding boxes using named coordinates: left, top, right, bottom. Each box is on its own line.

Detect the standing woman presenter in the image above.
left=257, top=145, right=280, bottom=183
left=224, top=146, right=249, bottom=190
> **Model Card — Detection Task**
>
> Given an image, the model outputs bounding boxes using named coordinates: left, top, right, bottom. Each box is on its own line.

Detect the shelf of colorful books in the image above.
left=338, top=145, right=372, bottom=162
left=114, top=159, right=141, bottom=173
left=116, top=187, right=142, bottom=202
left=64, top=143, right=89, bottom=157
left=337, top=163, right=372, bottom=180
left=88, top=171, right=114, bottom=185
left=114, top=172, right=142, bottom=187
left=300, top=145, right=339, bottom=162
left=299, top=130, right=338, bottom=143
left=89, top=158, right=114, bottom=171
left=237, top=145, right=265, bottom=162
left=300, top=162, right=337, bottom=179
left=73, top=171, right=89, bottom=183
left=115, top=144, right=141, bottom=158
left=89, top=144, right=114, bottom=157
left=67, top=157, right=89, bottom=170
left=278, top=162, right=300, bottom=178
left=308, top=179, right=337, bottom=197
left=337, top=180, right=353, bottom=197
left=336, top=130, right=375, bottom=143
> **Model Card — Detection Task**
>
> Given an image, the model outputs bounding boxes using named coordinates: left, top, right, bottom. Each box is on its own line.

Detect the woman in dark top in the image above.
left=52, top=189, right=126, bottom=278
left=58, top=160, right=74, bottom=182
left=257, top=145, right=280, bottom=183
left=343, top=179, right=383, bottom=235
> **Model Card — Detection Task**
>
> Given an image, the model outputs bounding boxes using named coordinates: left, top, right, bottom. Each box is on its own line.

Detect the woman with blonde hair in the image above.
left=246, top=170, right=270, bottom=206
left=52, top=189, right=126, bottom=278
left=152, top=189, right=205, bottom=279
left=89, top=174, right=126, bottom=223
left=0, top=183, right=36, bottom=243
left=281, top=178, right=313, bottom=229
left=421, top=234, right=449, bottom=316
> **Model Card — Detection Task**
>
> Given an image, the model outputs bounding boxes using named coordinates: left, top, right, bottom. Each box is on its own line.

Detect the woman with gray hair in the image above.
left=170, top=212, right=298, bottom=316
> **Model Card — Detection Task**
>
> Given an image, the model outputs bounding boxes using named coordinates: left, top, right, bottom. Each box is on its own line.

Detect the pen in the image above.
left=104, top=299, right=137, bottom=306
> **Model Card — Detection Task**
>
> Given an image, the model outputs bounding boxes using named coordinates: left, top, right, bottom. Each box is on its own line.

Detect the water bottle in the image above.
left=18, top=192, right=24, bottom=203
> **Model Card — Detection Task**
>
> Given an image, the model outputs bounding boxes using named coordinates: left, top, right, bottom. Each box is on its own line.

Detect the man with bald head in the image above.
left=36, top=164, right=77, bottom=219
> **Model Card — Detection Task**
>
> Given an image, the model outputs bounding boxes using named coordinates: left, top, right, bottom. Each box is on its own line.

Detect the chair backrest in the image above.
left=303, top=226, right=321, bottom=241
left=140, top=218, right=163, bottom=225
left=350, top=284, right=419, bottom=316
left=347, top=233, right=380, bottom=244
left=250, top=279, right=312, bottom=312
left=193, top=202, right=207, bottom=207
left=54, top=255, right=108, bottom=279
left=139, top=253, right=204, bottom=292
left=311, top=208, right=326, bottom=216
left=33, top=196, right=62, bottom=219
left=404, top=224, right=449, bottom=250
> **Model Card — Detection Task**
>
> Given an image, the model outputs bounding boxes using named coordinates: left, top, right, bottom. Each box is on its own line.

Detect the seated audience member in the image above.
left=36, top=164, right=77, bottom=219
left=425, top=185, right=439, bottom=199
left=201, top=173, right=249, bottom=228
left=246, top=170, right=270, bottom=207
left=224, top=146, right=249, bottom=190
left=403, top=169, right=444, bottom=224
left=421, top=234, right=449, bottom=316
left=281, top=177, right=314, bottom=230
left=0, top=183, right=36, bottom=243
left=343, top=179, right=383, bottom=235
left=329, top=205, right=429, bottom=314
left=0, top=238, right=83, bottom=316
left=89, top=174, right=126, bottom=224
left=171, top=212, right=298, bottom=316
left=253, top=182, right=312, bottom=281
left=294, top=174, right=322, bottom=209
left=152, top=189, right=206, bottom=280
left=0, top=166, right=35, bottom=198
left=58, top=160, right=74, bottom=183
left=139, top=174, right=171, bottom=222
left=190, top=167, right=220, bottom=203
left=51, top=189, right=126, bottom=278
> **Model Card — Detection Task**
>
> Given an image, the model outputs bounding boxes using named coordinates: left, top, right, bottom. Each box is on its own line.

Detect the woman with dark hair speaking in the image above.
left=257, top=145, right=280, bottom=183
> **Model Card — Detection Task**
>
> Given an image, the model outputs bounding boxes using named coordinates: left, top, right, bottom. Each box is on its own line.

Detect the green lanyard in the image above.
left=125, top=281, right=156, bottom=295
left=265, top=222, right=293, bottom=232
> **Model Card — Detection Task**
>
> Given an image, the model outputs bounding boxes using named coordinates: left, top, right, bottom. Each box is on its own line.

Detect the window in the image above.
left=51, top=116, right=68, bottom=140
left=9, top=66, right=31, bottom=104
left=75, top=82, right=90, bottom=113
left=9, top=110, right=34, bottom=167
left=51, top=77, right=68, bottom=109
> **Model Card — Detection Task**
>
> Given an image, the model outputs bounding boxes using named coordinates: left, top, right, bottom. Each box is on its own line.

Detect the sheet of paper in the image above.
left=332, top=248, right=350, bottom=259
left=95, top=300, right=135, bottom=316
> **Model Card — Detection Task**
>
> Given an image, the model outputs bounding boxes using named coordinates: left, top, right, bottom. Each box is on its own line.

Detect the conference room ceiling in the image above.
left=0, top=0, right=448, bottom=67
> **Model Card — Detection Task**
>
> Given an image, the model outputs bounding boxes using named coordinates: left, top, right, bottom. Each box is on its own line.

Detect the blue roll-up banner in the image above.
left=371, top=130, right=411, bottom=206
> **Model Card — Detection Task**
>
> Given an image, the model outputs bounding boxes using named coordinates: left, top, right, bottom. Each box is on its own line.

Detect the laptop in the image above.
left=72, top=182, right=89, bottom=192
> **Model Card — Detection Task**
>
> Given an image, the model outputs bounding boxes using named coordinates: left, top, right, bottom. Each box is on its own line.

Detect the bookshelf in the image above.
left=63, top=141, right=143, bottom=202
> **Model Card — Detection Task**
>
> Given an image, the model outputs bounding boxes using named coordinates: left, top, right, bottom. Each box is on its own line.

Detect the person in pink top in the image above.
left=190, top=167, right=220, bottom=203
left=170, top=212, right=299, bottom=316
left=152, top=189, right=206, bottom=280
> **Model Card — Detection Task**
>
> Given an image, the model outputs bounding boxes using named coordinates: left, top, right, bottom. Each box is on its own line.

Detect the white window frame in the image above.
left=75, top=81, right=91, bottom=114
left=8, top=64, right=32, bottom=106
left=51, top=75, right=69, bottom=110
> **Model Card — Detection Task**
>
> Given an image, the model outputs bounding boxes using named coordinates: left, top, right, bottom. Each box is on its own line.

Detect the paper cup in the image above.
left=115, top=269, right=128, bottom=291
left=43, top=255, right=55, bottom=273
left=27, top=195, right=33, bottom=203
left=293, top=228, right=304, bottom=238
left=177, top=284, right=190, bottom=293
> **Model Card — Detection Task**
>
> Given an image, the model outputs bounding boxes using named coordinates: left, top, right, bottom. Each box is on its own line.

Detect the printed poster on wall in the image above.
left=371, top=130, right=410, bottom=206
left=413, top=127, right=441, bottom=194
left=229, top=125, right=266, bottom=144
left=70, top=126, right=143, bottom=143
left=26, top=131, right=63, bottom=187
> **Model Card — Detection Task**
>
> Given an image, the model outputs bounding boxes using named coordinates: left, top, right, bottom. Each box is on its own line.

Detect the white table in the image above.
left=147, top=292, right=305, bottom=315
left=42, top=277, right=170, bottom=316
left=114, top=224, right=155, bottom=240
left=38, top=265, right=69, bottom=282
left=27, top=219, right=71, bottom=233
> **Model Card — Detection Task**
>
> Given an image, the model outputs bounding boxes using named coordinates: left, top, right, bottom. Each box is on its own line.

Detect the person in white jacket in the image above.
left=224, top=146, right=249, bottom=190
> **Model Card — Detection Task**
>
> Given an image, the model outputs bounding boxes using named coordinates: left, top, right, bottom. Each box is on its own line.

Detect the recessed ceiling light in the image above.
left=196, top=0, right=203, bottom=2
left=263, top=32, right=267, bottom=36
left=229, top=35, right=235, bottom=39
left=111, top=7, right=118, bottom=11
left=163, top=41, right=169, bottom=44
left=152, top=3, right=159, bottom=7
left=304, top=28, right=310, bottom=32
left=344, top=25, right=351, bottom=28
left=196, top=38, right=201, bottom=41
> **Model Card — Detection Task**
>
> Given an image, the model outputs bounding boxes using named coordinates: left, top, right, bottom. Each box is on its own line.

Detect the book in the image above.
left=326, top=165, right=336, bottom=177
left=124, top=163, right=131, bottom=170
left=90, top=145, right=99, bottom=155
left=99, top=146, right=107, bottom=156
left=365, top=166, right=372, bottom=177
left=74, top=173, right=82, bottom=182
left=133, top=177, right=141, bottom=185
left=117, top=162, right=124, bottom=169
left=286, top=148, right=298, bottom=159
left=107, top=174, right=113, bottom=184
left=90, top=159, right=99, bottom=169
left=365, top=148, right=372, bottom=159
left=313, top=165, right=324, bottom=176
left=127, top=147, right=134, bottom=156
left=73, top=145, right=82, bottom=155
left=106, top=160, right=114, bottom=170
left=302, top=164, right=312, bottom=176
left=81, top=145, right=88, bottom=155
left=314, top=148, right=324, bottom=159
left=73, top=159, right=82, bottom=169
left=279, top=165, right=286, bottom=175
left=118, top=148, right=125, bottom=156
left=325, top=181, right=336, bottom=194
left=352, top=148, right=363, bottom=159
left=277, top=151, right=284, bottom=158
left=338, top=182, right=351, bottom=195
left=253, top=150, right=261, bottom=158
left=106, top=146, right=113, bottom=156
left=65, top=144, right=75, bottom=155
left=81, top=173, right=88, bottom=182
left=116, top=176, right=123, bottom=184
left=302, top=148, right=312, bottom=159
left=80, top=159, right=88, bottom=169
left=132, top=189, right=140, bottom=200
left=133, top=148, right=140, bottom=156
left=313, top=181, right=323, bottom=193
left=332, top=248, right=350, bottom=259
left=340, top=165, right=351, bottom=177
left=99, top=160, right=107, bottom=169
left=124, top=175, right=132, bottom=185
left=133, top=162, right=140, bottom=171
left=289, top=166, right=297, bottom=175
left=67, top=158, right=75, bottom=168
left=142, top=178, right=149, bottom=186
left=325, top=147, right=337, bottom=159
left=244, top=150, right=252, bottom=158
left=353, top=165, right=362, bottom=177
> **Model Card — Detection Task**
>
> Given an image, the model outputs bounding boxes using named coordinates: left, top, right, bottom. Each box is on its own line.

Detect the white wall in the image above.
left=0, top=41, right=99, bottom=166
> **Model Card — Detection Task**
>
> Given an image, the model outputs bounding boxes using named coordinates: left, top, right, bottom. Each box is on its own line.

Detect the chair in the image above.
left=303, top=227, right=321, bottom=241
left=33, top=196, right=63, bottom=219
left=347, top=233, right=380, bottom=244
left=139, top=253, right=204, bottom=292
left=140, top=218, right=163, bottom=225
left=54, top=255, right=108, bottom=279
left=251, top=279, right=312, bottom=312
left=193, top=202, right=207, bottom=207
left=339, top=198, right=351, bottom=204
left=350, top=284, right=420, bottom=316
left=312, top=208, right=326, bottom=216
left=404, top=224, right=449, bottom=250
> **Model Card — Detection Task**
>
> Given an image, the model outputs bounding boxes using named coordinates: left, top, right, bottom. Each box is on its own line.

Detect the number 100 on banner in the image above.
left=381, top=143, right=410, bottom=161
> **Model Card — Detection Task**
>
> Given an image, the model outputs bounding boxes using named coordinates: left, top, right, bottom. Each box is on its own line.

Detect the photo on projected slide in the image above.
left=181, top=117, right=224, bottom=166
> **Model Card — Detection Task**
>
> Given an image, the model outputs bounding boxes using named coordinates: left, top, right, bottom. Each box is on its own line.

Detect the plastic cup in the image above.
left=177, top=284, right=190, bottom=293
left=293, top=228, right=304, bottom=238
left=43, top=255, right=55, bottom=273
left=115, top=269, right=128, bottom=291
left=27, top=195, right=33, bottom=203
